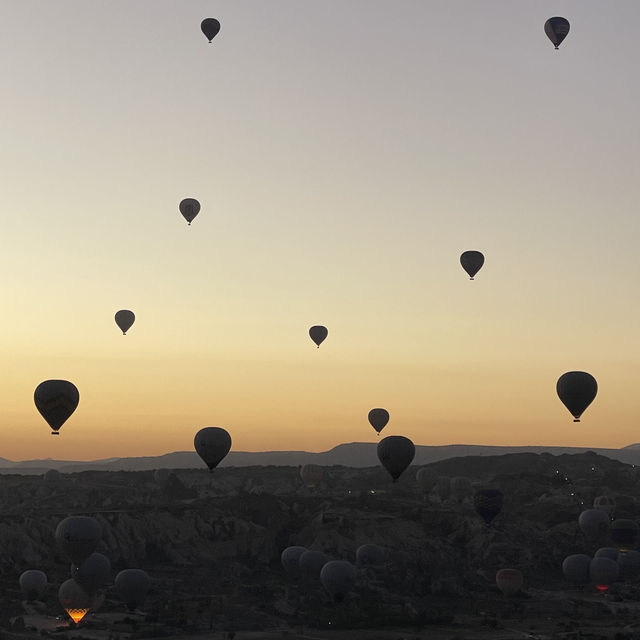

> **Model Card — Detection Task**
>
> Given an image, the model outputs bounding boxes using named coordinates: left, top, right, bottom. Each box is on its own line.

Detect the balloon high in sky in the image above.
left=544, top=17, right=570, bottom=49
left=3, top=3, right=640, bottom=460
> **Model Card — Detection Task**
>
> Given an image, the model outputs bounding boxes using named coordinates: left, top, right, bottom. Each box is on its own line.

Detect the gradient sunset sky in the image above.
left=2, top=1, right=639, bottom=460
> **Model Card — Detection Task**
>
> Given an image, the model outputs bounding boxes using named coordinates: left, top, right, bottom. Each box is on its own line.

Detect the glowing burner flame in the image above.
left=65, top=608, right=89, bottom=624
left=595, top=584, right=609, bottom=593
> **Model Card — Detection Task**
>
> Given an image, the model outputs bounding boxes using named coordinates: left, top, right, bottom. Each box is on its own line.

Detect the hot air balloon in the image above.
left=377, top=435, right=415, bottom=482
left=562, top=554, right=591, bottom=585
left=368, top=408, right=389, bottom=435
left=544, top=17, right=570, bottom=49
left=611, top=519, right=639, bottom=551
left=19, top=570, right=47, bottom=601
left=309, top=325, right=328, bottom=348
left=320, top=561, right=357, bottom=602
left=556, top=371, right=597, bottom=422
left=34, top=380, right=79, bottom=435
left=115, top=569, right=150, bottom=611
left=58, top=579, right=94, bottom=624
left=114, top=310, right=135, bottom=335
left=179, top=198, right=200, bottom=225
left=435, top=476, right=451, bottom=502
left=298, top=550, right=329, bottom=579
left=594, top=495, right=616, bottom=516
left=618, top=550, right=640, bottom=581
left=299, top=464, right=324, bottom=488
left=589, top=557, right=619, bottom=593
left=416, top=467, right=438, bottom=495
left=44, top=468, right=62, bottom=483
left=55, top=516, right=102, bottom=568
left=460, top=250, right=484, bottom=280
left=578, top=509, right=610, bottom=540
left=450, top=476, right=473, bottom=503
left=356, top=544, right=385, bottom=567
left=281, top=546, right=307, bottom=574
left=194, top=427, right=232, bottom=472
left=595, top=547, right=619, bottom=562
left=201, top=18, right=221, bottom=43
left=474, top=489, right=503, bottom=525
left=496, top=569, right=523, bottom=597
left=71, top=552, right=111, bottom=595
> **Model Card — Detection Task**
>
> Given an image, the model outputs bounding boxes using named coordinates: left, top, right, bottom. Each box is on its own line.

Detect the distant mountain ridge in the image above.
left=1, top=442, right=640, bottom=474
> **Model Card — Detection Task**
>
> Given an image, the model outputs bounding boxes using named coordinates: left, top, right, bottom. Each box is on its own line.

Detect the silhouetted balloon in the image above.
left=19, top=570, right=47, bottom=601
left=309, top=325, right=328, bottom=348
left=416, top=467, right=438, bottom=494
left=44, top=469, right=62, bottom=483
left=58, top=579, right=93, bottom=624
left=544, top=17, right=570, bottom=49
left=34, top=380, right=79, bottom=435
left=474, top=489, right=503, bottom=524
left=377, top=435, right=415, bottom=482
left=435, top=476, right=451, bottom=502
left=578, top=509, right=610, bottom=540
left=460, top=250, right=484, bottom=280
left=595, top=547, right=620, bottom=562
left=194, top=427, right=232, bottom=472
left=179, top=198, right=200, bottom=225
left=496, top=569, right=523, bottom=597
left=114, top=310, right=135, bottom=335
left=356, top=544, right=385, bottom=567
left=298, top=550, right=329, bottom=578
left=562, top=554, right=591, bottom=585
left=368, top=408, right=389, bottom=435
left=115, top=569, right=150, bottom=611
left=611, top=519, right=639, bottom=551
left=71, top=553, right=111, bottom=595
left=618, top=550, right=640, bottom=581
left=55, top=516, right=102, bottom=567
left=589, top=557, right=619, bottom=592
left=594, top=495, right=616, bottom=516
left=556, top=371, right=597, bottom=422
left=201, top=18, right=221, bottom=43
left=320, top=561, right=357, bottom=602
left=281, top=546, right=307, bottom=574
left=299, top=464, right=324, bottom=488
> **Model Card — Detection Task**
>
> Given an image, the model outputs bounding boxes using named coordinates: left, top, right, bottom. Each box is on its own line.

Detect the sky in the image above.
left=1, top=1, right=639, bottom=460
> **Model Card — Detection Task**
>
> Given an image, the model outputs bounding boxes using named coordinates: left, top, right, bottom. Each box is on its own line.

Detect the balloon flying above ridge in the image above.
left=34, top=380, right=79, bottom=435
left=556, top=371, right=597, bottom=422
left=368, top=408, right=389, bottom=435
left=194, top=427, right=232, bottom=472
left=201, top=18, right=221, bottom=43
left=114, top=310, right=135, bottom=335
left=309, top=325, right=328, bottom=348
left=545, top=17, right=570, bottom=49
left=460, top=251, right=484, bottom=280
left=179, top=198, right=200, bottom=225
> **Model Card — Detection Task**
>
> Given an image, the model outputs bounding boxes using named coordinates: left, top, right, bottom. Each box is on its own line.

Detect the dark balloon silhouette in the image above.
left=115, top=569, right=150, bottom=611
left=474, top=488, right=503, bottom=524
left=611, top=519, right=640, bottom=551
left=309, top=325, right=328, bottom=348
left=114, top=310, right=135, bottom=335
left=368, top=408, right=389, bottom=435
left=19, top=570, right=47, bottom=602
left=281, top=546, right=307, bottom=574
left=496, top=569, right=523, bottom=597
left=58, top=579, right=94, bottom=624
left=55, top=516, right=102, bottom=568
left=556, top=371, right=597, bottom=422
left=34, top=380, right=79, bottom=435
left=589, top=557, right=619, bottom=592
left=377, top=435, right=415, bottom=482
left=320, top=561, right=357, bottom=603
left=71, top=553, right=111, bottom=595
left=545, top=17, right=570, bottom=49
left=578, top=509, right=610, bottom=540
left=179, top=198, right=200, bottom=225
left=460, top=250, right=484, bottom=280
left=194, top=427, right=232, bottom=472
left=201, top=18, right=221, bottom=43
left=356, top=544, right=385, bottom=566
left=562, top=554, right=591, bottom=585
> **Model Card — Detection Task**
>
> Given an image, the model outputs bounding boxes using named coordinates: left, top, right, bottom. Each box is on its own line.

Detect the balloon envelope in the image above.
left=201, top=18, right=221, bottom=42
left=320, top=561, right=357, bottom=602
left=589, top=557, right=619, bottom=591
left=460, top=250, right=484, bottom=279
left=19, top=570, right=47, bottom=601
left=356, top=544, right=385, bottom=566
left=544, top=17, right=570, bottom=49
left=562, top=554, right=591, bottom=585
left=594, top=495, right=616, bottom=516
left=450, top=476, right=473, bottom=502
left=618, top=550, right=640, bottom=581
left=416, top=467, right=438, bottom=494
left=377, top=435, right=415, bottom=482
left=194, top=427, right=232, bottom=471
left=595, top=547, right=619, bottom=562
left=298, top=550, right=329, bottom=579
left=496, top=569, right=523, bottom=597
left=556, top=371, right=597, bottom=422
left=309, top=325, right=328, bottom=347
left=179, top=198, right=200, bottom=225
left=71, top=552, right=111, bottom=595
left=299, top=464, right=324, bottom=488
left=368, top=408, right=389, bottom=434
left=55, top=516, right=102, bottom=567
left=281, top=546, right=307, bottom=574
left=474, top=489, right=503, bottom=524
left=578, top=509, right=610, bottom=540
left=58, top=579, right=94, bottom=624
left=611, top=519, right=639, bottom=551
left=114, top=310, right=135, bottom=335
left=115, top=569, right=150, bottom=611
left=34, top=380, right=79, bottom=434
